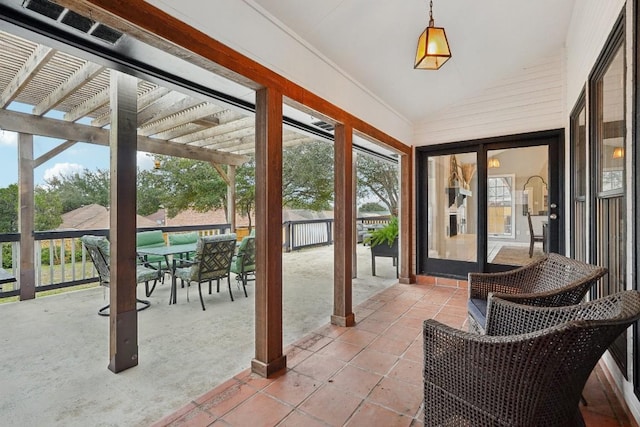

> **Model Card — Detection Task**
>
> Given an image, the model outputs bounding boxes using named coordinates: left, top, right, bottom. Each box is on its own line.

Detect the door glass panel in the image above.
left=571, top=102, right=587, bottom=261
left=487, top=146, right=548, bottom=266
left=427, top=153, right=477, bottom=262
left=598, top=47, right=625, bottom=193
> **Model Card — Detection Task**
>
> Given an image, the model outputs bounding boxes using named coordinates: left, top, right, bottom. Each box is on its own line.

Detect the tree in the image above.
left=34, top=187, right=63, bottom=231
left=235, top=157, right=256, bottom=229
left=0, top=184, right=18, bottom=233
left=359, top=202, right=387, bottom=213
left=137, top=168, right=166, bottom=216
left=282, top=140, right=334, bottom=210
left=45, top=168, right=109, bottom=213
left=150, top=155, right=228, bottom=218
left=357, top=154, right=398, bottom=214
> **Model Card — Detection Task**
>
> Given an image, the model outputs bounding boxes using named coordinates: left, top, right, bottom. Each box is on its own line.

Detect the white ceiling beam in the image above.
left=63, top=86, right=109, bottom=122
left=173, top=115, right=253, bottom=144
left=138, top=102, right=223, bottom=136
left=32, top=62, right=105, bottom=116
left=0, top=45, right=56, bottom=108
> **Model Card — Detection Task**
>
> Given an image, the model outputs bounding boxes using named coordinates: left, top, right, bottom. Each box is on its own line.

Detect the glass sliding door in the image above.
left=416, top=130, right=563, bottom=278
left=425, top=152, right=478, bottom=276
left=486, top=145, right=549, bottom=267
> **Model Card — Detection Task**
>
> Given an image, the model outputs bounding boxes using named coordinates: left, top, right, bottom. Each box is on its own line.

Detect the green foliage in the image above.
left=2, top=243, right=12, bottom=269
left=359, top=202, right=386, bottom=213
left=34, top=187, right=63, bottom=231
left=357, top=155, right=398, bottom=214
left=151, top=156, right=227, bottom=218
left=0, top=184, right=18, bottom=233
left=137, top=168, right=166, bottom=216
left=283, top=141, right=334, bottom=210
left=364, top=216, right=398, bottom=247
left=236, top=157, right=256, bottom=228
left=45, top=168, right=110, bottom=213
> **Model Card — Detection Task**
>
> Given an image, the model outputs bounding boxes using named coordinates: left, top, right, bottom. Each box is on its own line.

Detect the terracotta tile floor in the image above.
left=152, top=283, right=636, bottom=427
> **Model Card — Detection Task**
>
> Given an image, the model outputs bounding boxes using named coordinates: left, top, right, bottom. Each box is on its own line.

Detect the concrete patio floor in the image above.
left=1, top=244, right=398, bottom=427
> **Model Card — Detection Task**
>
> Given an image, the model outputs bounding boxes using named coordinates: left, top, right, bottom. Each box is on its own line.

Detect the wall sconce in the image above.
left=612, top=147, right=624, bottom=159
left=488, top=158, right=501, bottom=168
left=414, top=0, right=451, bottom=70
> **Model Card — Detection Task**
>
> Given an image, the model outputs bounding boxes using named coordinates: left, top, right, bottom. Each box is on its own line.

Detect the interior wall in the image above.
left=412, top=52, right=565, bottom=146
left=145, top=0, right=412, bottom=144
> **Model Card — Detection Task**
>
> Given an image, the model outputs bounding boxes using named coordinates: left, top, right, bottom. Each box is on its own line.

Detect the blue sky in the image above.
left=0, top=102, right=155, bottom=188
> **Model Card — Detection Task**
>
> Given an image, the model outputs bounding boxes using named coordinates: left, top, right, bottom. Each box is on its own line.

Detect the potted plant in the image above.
left=365, top=216, right=398, bottom=277
left=365, top=216, right=398, bottom=250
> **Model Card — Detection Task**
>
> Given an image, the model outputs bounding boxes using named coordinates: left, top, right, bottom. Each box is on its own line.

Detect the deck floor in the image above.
left=152, top=282, right=636, bottom=427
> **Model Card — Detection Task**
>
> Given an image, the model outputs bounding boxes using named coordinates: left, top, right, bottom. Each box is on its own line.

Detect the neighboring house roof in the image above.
left=162, top=208, right=253, bottom=228
left=57, top=204, right=157, bottom=230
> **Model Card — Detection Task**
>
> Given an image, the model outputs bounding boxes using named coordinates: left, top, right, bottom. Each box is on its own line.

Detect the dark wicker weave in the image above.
left=468, top=253, right=607, bottom=333
left=424, top=291, right=640, bottom=427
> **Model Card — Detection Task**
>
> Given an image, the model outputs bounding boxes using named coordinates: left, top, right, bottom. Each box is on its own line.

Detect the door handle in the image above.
left=549, top=213, right=558, bottom=220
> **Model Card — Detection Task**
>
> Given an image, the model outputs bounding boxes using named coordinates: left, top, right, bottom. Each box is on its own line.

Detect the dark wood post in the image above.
left=399, top=151, right=415, bottom=284
left=18, top=133, right=35, bottom=300
left=332, top=124, right=355, bottom=327
left=252, top=87, right=286, bottom=377
left=108, top=70, right=139, bottom=373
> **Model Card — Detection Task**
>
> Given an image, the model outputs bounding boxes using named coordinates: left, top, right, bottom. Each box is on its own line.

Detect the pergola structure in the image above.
left=0, top=0, right=413, bottom=377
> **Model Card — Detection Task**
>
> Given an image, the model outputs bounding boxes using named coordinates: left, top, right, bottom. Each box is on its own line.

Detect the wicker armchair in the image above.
left=468, top=253, right=607, bottom=333
left=424, top=291, right=640, bottom=427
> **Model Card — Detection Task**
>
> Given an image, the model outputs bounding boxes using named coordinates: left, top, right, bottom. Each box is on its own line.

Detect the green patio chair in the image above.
left=230, top=235, right=255, bottom=297
left=81, top=235, right=160, bottom=316
left=168, top=231, right=199, bottom=260
left=172, top=234, right=237, bottom=310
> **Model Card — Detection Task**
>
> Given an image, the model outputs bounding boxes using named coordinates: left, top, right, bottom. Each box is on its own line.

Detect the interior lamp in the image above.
left=414, top=0, right=452, bottom=70
left=612, top=147, right=624, bottom=159
left=488, top=158, right=501, bottom=168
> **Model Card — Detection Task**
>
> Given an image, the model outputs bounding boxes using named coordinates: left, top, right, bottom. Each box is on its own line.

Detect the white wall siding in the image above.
left=565, top=0, right=626, bottom=110
left=412, top=53, right=564, bottom=146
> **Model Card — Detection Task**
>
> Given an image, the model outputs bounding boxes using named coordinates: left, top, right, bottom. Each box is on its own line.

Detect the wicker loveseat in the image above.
left=468, top=253, right=607, bottom=333
left=424, top=291, right=640, bottom=427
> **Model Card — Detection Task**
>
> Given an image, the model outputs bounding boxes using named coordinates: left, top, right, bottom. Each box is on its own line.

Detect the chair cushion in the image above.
left=168, top=232, right=199, bottom=246
left=468, top=298, right=487, bottom=329
left=136, top=230, right=165, bottom=248
left=136, top=265, right=160, bottom=283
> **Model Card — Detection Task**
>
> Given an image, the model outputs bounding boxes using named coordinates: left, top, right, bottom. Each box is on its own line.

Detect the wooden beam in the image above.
left=211, top=162, right=230, bottom=185
left=64, top=86, right=109, bottom=122
left=136, top=91, right=198, bottom=126
left=154, top=123, right=206, bottom=140
left=33, top=62, right=105, bottom=116
left=108, top=70, right=139, bottom=374
left=0, top=109, right=249, bottom=165
left=0, top=45, right=55, bottom=108
left=252, top=87, right=286, bottom=378
left=331, top=124, right=355, bottom=327
left=18, top=133, right=35, bottom=301
left=138, top=102, right=224, bottom=136
left=227, top=165, right=236, bottom=231
left=35, top=140, right=78, bottom=168
left=91, top=85, right=172, bottom=128
left=398, top=151, right=415, bottom=284
left=174, top=116, right=254, bottom=144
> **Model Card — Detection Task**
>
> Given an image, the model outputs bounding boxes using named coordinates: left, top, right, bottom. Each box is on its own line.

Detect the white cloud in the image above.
left=137, top=152, right=155, bottom=170
left=0, top=129, right=17, bottom=146
left=43, top=163, right=85, bottom=182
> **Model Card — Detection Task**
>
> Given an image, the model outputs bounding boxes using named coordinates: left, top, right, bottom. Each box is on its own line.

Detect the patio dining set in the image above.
left=81, top=230, right=256, bottom=314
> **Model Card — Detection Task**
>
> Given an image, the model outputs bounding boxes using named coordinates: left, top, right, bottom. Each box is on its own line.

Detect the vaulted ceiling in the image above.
left=248, top=0, right=576, bottom=122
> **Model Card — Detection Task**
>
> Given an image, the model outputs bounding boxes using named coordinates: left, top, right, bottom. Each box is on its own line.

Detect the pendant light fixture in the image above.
left=414, top=0, right=452, bottom=70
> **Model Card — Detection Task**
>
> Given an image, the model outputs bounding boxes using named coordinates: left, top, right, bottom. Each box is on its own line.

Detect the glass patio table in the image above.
left=137, top=243, right=197, bottom=304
